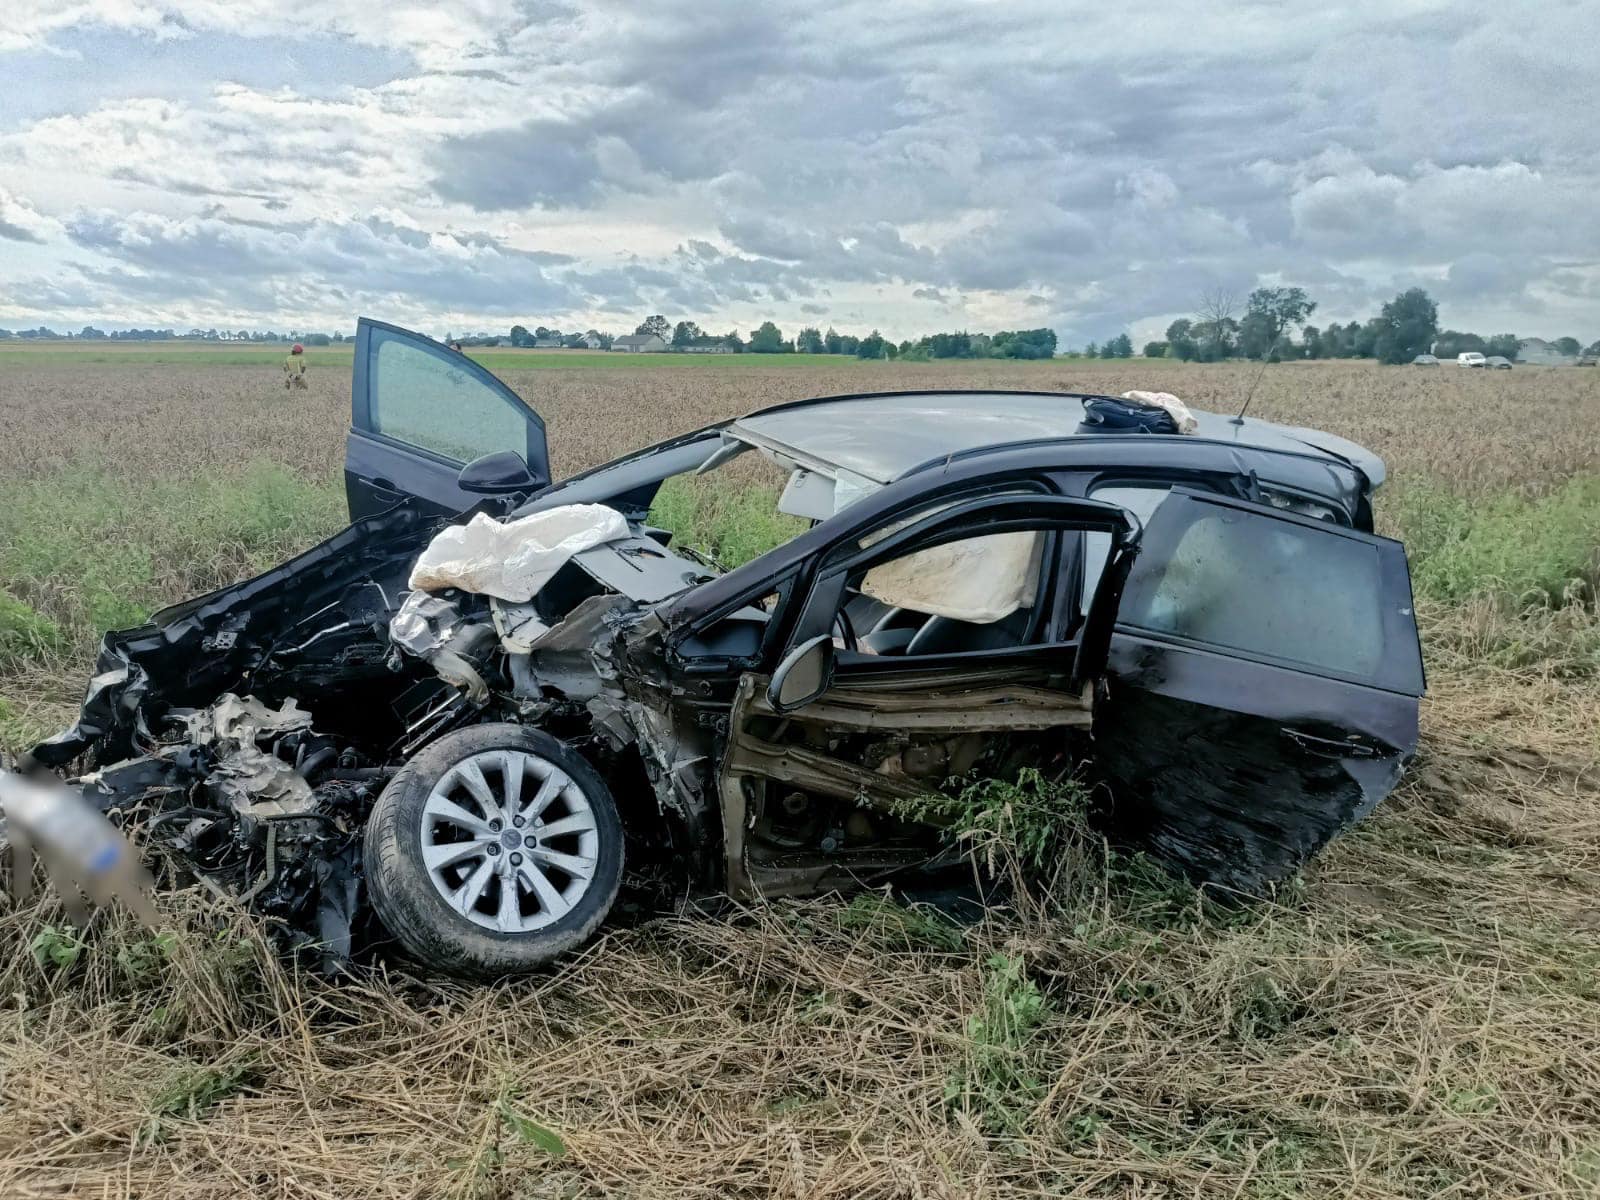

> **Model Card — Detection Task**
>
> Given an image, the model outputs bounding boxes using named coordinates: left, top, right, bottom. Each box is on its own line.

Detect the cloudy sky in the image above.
left=2, top=1, right=1597, bottom=345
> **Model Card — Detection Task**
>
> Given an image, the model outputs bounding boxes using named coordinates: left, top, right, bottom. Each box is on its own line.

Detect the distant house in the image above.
left=1517, top=337, right=1575, bottom=366
left=612, top=333, right=668, bottom=353
left=532, top=336, right=562, bottom=349
left=575, top=331, right=605, bottom=349
left=682, top=343, right=734, bottom=354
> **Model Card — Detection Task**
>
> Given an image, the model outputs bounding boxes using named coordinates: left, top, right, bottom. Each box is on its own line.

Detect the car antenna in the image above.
left=1229, top=346, right=1275, bottom=425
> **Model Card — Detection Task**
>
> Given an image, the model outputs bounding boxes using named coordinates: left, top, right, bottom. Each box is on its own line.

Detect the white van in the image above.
left=1457, top=352, right=1486, bottom=368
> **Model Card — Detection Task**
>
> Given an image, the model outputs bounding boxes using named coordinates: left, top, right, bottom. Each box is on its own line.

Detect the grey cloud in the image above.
left=0, top=218, right=45, bottom=243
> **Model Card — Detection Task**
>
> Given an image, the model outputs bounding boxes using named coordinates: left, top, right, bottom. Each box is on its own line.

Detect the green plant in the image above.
left=944, top=953, right=1050, bottom=1131
left=898, top=766, right=1094, bottom=875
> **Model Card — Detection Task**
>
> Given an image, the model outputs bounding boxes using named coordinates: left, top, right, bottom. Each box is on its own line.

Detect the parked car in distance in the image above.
left=1457, top=352, right=1486, bottom=367
left=1411, top=354, right=1439, bottom=366
left=1483, top=356, right=1513, bottom=370
left=1575, top=354, right=1595, bottom=367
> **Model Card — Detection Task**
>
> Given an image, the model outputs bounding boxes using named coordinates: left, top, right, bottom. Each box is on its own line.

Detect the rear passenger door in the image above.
left=1095, top=489, right=1425, bottom=892
left=345, top=319, right=551, bottom=519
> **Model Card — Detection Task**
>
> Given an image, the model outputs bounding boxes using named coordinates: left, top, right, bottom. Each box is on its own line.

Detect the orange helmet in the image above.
left=291, top=343, right=304, bottom=354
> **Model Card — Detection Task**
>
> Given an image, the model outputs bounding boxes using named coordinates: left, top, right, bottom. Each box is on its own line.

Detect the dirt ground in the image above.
left=1, top=353, right=1598, bottom=1197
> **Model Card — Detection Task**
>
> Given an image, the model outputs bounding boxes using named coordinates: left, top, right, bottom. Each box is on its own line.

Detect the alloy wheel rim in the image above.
left=419, top=748, right=600, bottom=933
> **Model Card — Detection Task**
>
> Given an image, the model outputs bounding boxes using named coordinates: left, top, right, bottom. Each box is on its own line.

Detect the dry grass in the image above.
left=1, top=353, right=1598, bottom=1197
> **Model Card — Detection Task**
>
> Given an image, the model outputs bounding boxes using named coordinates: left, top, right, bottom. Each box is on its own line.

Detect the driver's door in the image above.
left=345, top=318, right=551, bottom=519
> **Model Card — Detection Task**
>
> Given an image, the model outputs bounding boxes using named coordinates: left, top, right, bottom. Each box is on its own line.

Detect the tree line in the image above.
left=1134, top=287, right=1599, bottom=364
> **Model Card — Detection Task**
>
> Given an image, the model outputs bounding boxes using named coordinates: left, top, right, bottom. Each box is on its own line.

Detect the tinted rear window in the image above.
left=1120, top=503, right=1389, bottom=681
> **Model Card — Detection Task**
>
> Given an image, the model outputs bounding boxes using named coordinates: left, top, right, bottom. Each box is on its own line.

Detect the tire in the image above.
left=365, top=723, right=623, bottom=979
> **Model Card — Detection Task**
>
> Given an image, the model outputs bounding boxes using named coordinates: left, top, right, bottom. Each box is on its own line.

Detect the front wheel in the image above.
left=364, top=724, right=623, bottom=978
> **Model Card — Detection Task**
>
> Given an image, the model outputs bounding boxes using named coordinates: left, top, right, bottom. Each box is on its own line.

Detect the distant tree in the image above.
left=1165, top=318, right=1193, bottom=343
left=509, top=324, right=532, bottom=347
left=305, top=332, right=332, bottom=346
left=926, top=331, right=975, bottom=358
left=1143, top=341, right=1168, bottom=358
left=1372, top=288, right=1439, bottom=364
left=856, top=330, right=888, bottom=359
left=1104, top=333, right=1133, bottom=358
left=1433, top=330, right=1486, bottom=358
left=78, top=325, right=106, bottom=339
left=635, top=315, right=671, bottom=340
left=1553, top=336, right=1582, bottom=357
left=672, top=320, right=704, bottom=348
left=1239, top=287, right=1316, bottom=360
left=1194, top=289, right=1239, bottom=359
left=1085, top=341, right=1099, bottom=358
left=720, top=330, right=745, bottom=352
left=823, top=327, right=844, bottom=354
left=1351, top=318, right=1384, bottom=359
left=1586, top=339, right=1600, bottom=356
left=748, top=321, right=790, bottom=353
left=796, top=326, right=824, bottom=353
left=992, top=328, right=1057, bottom=359
left=1484, top=333, right=1520, bottom=360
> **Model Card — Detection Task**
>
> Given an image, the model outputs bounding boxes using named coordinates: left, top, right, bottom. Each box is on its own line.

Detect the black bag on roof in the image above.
left=1078, top=395, right=1179, bottom=434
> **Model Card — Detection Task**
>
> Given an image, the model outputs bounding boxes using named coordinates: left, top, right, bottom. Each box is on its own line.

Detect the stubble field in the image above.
left=1, top=352, right=1598, bottom=1198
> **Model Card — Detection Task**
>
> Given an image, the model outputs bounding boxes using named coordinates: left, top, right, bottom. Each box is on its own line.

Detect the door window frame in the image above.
left=781, top=493, right=1139, bottom=681
left=1115, top=487, right=1425, bottom=696
left=352, top=318, right=548, bottom=475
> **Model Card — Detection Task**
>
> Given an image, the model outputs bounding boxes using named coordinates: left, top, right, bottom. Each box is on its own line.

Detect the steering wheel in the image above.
left=832, top=608, right=859, bottom=652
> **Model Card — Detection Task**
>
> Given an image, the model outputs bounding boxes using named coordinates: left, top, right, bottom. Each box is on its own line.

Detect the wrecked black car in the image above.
left=18, top=319, right=1425, bottom=978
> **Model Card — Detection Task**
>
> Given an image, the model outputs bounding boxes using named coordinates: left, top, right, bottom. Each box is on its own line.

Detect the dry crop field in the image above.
left=1, top=350, right=1598, bottom=1198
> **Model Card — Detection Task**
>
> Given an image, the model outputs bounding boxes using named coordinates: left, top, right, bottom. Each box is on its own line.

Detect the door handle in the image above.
left=1282, top=727, right=1380, bottom=759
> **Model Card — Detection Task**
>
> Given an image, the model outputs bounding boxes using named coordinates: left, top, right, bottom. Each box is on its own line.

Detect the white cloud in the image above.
left=0, top=0, right=1596, bottom=342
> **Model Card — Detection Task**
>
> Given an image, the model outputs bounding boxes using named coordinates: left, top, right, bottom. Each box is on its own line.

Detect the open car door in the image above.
left=345, top=318, right=551, bottom=519
left=1093, top=488, right=1425, bottom=892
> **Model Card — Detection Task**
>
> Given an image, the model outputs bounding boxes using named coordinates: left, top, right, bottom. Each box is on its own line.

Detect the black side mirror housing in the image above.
left=457, top=450, right=546, bottom=495
left=767, top=635, right=836, bottom=714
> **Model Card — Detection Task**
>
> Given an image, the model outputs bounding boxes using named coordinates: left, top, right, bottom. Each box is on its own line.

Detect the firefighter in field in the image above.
left=283, top=342, right=309, bottom=390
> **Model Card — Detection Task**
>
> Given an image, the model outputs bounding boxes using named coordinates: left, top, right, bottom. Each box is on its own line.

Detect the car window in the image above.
left=370, top=330, right=531, bottom=464
left=1118, top=503, right=1386, bottom=679
left=1081, top=485, right=1171, bottom=612
left=839, top=527, right=1049, bottom=658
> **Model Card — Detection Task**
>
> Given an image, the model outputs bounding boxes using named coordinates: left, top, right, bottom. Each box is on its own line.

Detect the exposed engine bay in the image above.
left=17, top=497, right=1033, bottom=970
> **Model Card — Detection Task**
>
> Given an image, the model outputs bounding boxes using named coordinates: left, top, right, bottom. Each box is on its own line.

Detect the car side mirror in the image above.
left=457, top=450, right=546, bottom=495
left=767, top=635, right=835, bottom=714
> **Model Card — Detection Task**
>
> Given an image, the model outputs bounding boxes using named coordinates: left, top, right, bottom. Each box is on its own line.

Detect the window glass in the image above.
left=1119, top=504, right=1385, bottom=678
left=371, top=332, right=531, bottom=464
left=842, top=529, right=1048, bottom=658
left=1081, top=485, right=1171, bottom=611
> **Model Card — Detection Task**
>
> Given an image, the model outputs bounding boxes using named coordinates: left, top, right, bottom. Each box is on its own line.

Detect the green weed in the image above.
left=944, top=953, right=1050, bottom=1132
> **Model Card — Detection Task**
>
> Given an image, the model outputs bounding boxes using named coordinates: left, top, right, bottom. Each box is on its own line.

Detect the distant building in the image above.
left=612, top=333, right=668, bottom=353
left=682, top=343, right=734, bottom=354
left=575, top=331, right=605, bottom=349
left=532, top=336, right=562, bottom=349
left=1517, top=337, right=1576, bottom=366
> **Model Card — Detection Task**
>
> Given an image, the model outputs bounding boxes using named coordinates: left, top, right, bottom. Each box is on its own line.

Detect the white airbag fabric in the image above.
left=408, top=504, right=629, bottom=602
left=1122, top=390, right=1198, bottom=434
left=860, top=531, right=1041, bottom=624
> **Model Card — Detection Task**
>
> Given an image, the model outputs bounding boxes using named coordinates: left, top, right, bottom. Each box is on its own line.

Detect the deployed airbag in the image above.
left=860, top=532, right=1041, bottom=624
left=408, top=504, right=628, bottom=602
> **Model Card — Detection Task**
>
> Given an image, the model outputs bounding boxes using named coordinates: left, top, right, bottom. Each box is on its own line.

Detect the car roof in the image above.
left=730, top=390, right=1385, bottom=490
